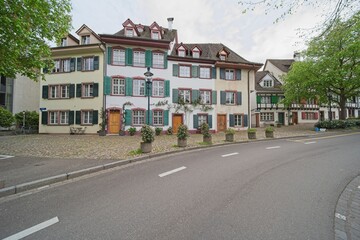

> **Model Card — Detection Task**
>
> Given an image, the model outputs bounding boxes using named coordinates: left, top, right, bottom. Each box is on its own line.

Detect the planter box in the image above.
left=203, top=136, right=212, bottom=144
left=225, top=133, right=234, bottom=142
left=265, top=131, right=274, bottom=138
left=248, top=132, right=256, bottom=139
left=177, top=139, right=187, bottom=147
left=140, top=142, right=152, bottom=153
left=98, top=130, right=106, bottom=136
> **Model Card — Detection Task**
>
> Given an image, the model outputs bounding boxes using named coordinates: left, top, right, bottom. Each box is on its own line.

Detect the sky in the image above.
left=70, top=0, right=329, bottom=66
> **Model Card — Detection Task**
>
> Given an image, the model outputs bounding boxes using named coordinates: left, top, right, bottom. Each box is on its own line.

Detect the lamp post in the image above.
left=144, top=67, right=153, bottom=125
left=328, top=93, right=332, bottom=121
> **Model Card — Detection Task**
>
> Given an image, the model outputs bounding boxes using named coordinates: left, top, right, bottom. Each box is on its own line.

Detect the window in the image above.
left=193, top=51, right=200, bottom=58
left=49, top=85, right=70, bottom=99
left=199, top=67, right=210, bottom=79
left=133, top=51, right=145, bottom=67
left=125, top=28, right=134, bottom=37
left=261, top=96, right=271, bottom=104
left=234, top=114, right=242, bottom=127
left=60, top=111, right=69, bottom=124
left=112, top=78, right=125, bottom=95
left=49, top=111, right=58, bottom=124
left=200, top=90, right=211, bottom=104
left=81, top=35, right=90, bottom=44
left=83, top=57, right=94, bottom=71
left=53, top=59, right=70, bottom=73
left=50, top=85, right=58, bottom=98
left=179, top=65, right=191, bottom=77
left=83, top=83, right=94, bottom=97
left=133, top=110, right=145, bottom=125
left=49, top=111, right=69, bottom=125
left=152, top=81, right=164, bottom=97
left=153, top=110, right=163, bottom=125
left=304, top=112, right=316, bottom=120
left=61, top=85, right=69, bottom=98
left=60, top=38, right=67, bottom=47
left=82, top=111, right=93, bottom=124
left=133, top=79, right=145, bottom=96
left=152, top=31, right=160, bottom=39
left=226, top=92, right=236, bottom=105
left=152, top=53, right=164, bottom=68
left=112, top=49, right=125, bottom=65
left=178, top=50, right=185, bottom=57
left=261, top=113, right=274, bottom=121
left=225, top=69, right=234, bottom=80
left=220, top=54, right=226, bottom=61
left=178, top=89, right=191, bottom=103
left=263, top=80, right=273, bottom=87
left=198, top=115, right=208, bottom=127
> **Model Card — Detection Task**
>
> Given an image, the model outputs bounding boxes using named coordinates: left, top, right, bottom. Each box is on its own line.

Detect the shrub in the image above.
left=14, top=111, right=38, bottom=129
left=128, top=127, right=136, bottom=136
left=225, top=128, right=235, bottom=135
left=0, top=107, right=14, bottom=128
left=314, top=119, right=360, bottom=129
left=140, top=125, right=155, bottom=143
left=200, top=122, right=211, bottom=138
left=177, top=124, right=189, bottom=140
left=265, top=126, right=274, bottom=133
left=155, top=127, right=162, bottom=136
left=167, top=127, right=173, bottom=135
left=247, top=128, right=257, bottom=133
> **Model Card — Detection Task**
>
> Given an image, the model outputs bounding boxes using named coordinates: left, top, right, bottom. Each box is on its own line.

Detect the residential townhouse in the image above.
left=39, top=25, right=105, bottom=134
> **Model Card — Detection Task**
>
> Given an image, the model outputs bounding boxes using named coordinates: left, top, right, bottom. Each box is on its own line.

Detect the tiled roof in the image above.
left=255, top=71, right=283, bottom=92
left=267, top=59, right=294, bottom=72
left=113, top=26, right=177, bottom=42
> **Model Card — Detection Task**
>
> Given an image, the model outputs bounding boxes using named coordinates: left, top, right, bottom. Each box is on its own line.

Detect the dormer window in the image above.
left=125, top=28, right=134, bottom=37
left=151, top=31, right=160, bottom=40
left=263, top=79, right=273, bottom=87
left=193, top=51, right=200, bottom=58
left=178, top=49, right=185, bottom=57
left=60, top=38, right=67, bottom=47
left=220, top=54, right=226, bottom=61
left=81, top=35, right=90, bottom=44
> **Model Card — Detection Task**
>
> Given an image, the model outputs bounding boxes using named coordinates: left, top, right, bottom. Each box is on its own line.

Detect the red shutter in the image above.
left=302, top=112, right=306, bottom=119
left=314, top=112, right=319, bottom=120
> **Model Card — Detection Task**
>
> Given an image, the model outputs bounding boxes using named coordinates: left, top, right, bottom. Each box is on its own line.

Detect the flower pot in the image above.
left=203, top=135, right=212, bottom=143
left=225, top=133, right=234, bottom=142
left=140, top=142, right=152, bottom=153
left=177, top=139, right=187, bottom=147
left=248, top=132, right=256, bottom=139
left=265, top=131, right=274, bottom=138
left=119, top=130, right=126, bottom=136
left=98, top=130, right=106, bottom=136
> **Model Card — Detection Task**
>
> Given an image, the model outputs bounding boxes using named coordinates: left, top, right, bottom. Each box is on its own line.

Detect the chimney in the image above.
left=293, top=52, right=301, bottom=61
left=167, top=17, right=174, bottom=31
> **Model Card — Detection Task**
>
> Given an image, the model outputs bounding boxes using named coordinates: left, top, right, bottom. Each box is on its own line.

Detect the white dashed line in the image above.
left=221, top=152, right=239, bottom=157
left=0, top=155, right=14, bottom=160
left=304, top=141, right=317, bottom=145
left=335, top=213, right=347, bottom=221
left=159, top=166, right=187, bottom=178
left=266, top=146, right=281, bottom=150
left=3, top=217, right=59, bottom=240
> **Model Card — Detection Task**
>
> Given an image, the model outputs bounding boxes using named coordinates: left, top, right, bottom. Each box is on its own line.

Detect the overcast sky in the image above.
left=70, top=0, right=328, bottom=66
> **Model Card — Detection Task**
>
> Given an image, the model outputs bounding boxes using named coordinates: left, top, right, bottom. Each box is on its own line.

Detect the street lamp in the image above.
left=144, top=67, right=153, bottom=125
left=328, top=93, right=332, bottom=121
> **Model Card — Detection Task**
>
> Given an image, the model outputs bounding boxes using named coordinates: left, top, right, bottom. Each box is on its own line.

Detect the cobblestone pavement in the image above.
left=0, top=124, right=318, bottom=160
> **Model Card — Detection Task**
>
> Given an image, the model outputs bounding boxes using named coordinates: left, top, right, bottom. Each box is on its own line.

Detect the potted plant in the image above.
left=155, top=127, right=162, bottom=136
left=177, top=124, right=189, bottom=147
left=265, top=126, right=274, bottom=138
left=200, top=122, right=212, bottom=143
left=167, top=127, right=173, bottom=135
left=128, top=127, right=136, bottom=136
left=225, top=128, right=235, bottom=142
left=140, top=125, right=155, bottom=153
left=247, top=128, right=257, bottom=139
left=98, top=108, right=107, bottom=136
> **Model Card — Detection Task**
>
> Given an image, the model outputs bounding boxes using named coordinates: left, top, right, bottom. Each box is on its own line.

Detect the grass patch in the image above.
left=198, top=142, right=212, bottom=146
left=172, top=144, right=179, bottom=148
left=128, top=148, right=142, bottom=156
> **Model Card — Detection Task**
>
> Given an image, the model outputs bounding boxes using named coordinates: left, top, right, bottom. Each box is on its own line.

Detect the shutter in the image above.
left=172, top=89, right=179, bottom=103
left=125, top=109, right=132, bottom=126
left=172, top=64, right=179, bottom=76
left=314, top=112, right=319, bottom=120
left=93, top=56, right=99, bottom=70
left=237, top=92, right=242, bottom=105
left=77, top=57, right=82, bottom=71
left=146, top=110, right=153, bottom=125
left=145, top=50, right=152, bottom=67
left=256, top=96, right=262, bottom=104
left=69, top=84, right=75, bottom=98
left=220, top=91, right=226, bottom=104
left=93, top=83, right=99, bottom=97
left=302, top=112, right=306, bottom=119
left=104, top=76, right=111, bottom=95
left=164, top=110, right=169, bottom=125
left=211, top=67, right=216, bottom=79
left=76, top=84, right=82, bottom=97
left=70, top=58, right=76, bottom=72
left=271, top=95, right=278, bottom=104
left=229, top=114, right=235, bottom=127
left=69, top=111, right=74, bottom=125
left=164, top=52, right=168, bottom=69
left=244, top=114, right=248, bottom=127
left=126, top=48, right=133, bottom=66
left=42, top=86, right=48, bottom=99
left=125, top=78, right=133, bottom=96
left=212, top=91, right=217, bottom=104
left=208, top=115, right=213, bottom=128
left=41, top=111, right=48, bottom=125
left=192, top=89, right=199, bottom=103
left=164, top=80, right=170, bottom=97
left=107, top=47, right=112, bottom=64
left=220, top=68, right=225, bottom=79
left=191, top=66, right=199, bottom=78
left=193, top=115, right=199, bottom=129
left=92, top=110, right=98, bottom=125
left=76, top=111, right=81, bottom=124
left=235, top=69, right=241, bottom=80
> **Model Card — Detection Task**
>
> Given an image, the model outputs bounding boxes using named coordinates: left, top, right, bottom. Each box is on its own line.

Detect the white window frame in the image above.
left=60, top=111, right=69, bottom=125
left=234, top=114, right=242, bottom=127
left=261, top=96, right=271, bottom=104
left=62, top=59, right=70, bottom=72
left=226, top=92, right=236, bottom=105
left=133, top=51, right=145, bottom=67
left=152, top=52, right=164, bottom=68
left=133, top=79, right=145, bottom=96
left=133, top=110, right=145, bottom=125
left=179, top=65, right=191, bottom=78
left=81, top=35, right=90, bottom=44
left=125, top=28, right=134, bottom=37
left=178, top=89, right=191, bottom=103
left=153, top=110, right=163, bottom=125
left=112, top=78, right=125, bottom=95
left=198, top=114, right=208, bottom=127
left=263, top=79, right=273, bottom=87
left=178, top=49, right=185, bottom=57
left=220, top=54, right=226, bottom=61
left=199, top=67, right=211, bottom=79
left=49, top=85, right=59, bottom=99
left=200, top=90, right=211, bottom=104
left=61, top=85, right=69, bottom=98
left=83, top=83, right=94, bottom=97
left=82, top=111, right=93, bottom=124
left=193, top=51, right=200, bottom=58
left=151, top=31, right=160, bottom=40
left=261, top=113, right=274, bottom=121
left=225, top=69, right=234, bottom=80
left=83, top=57, right=94, bottom=71
left=49, top=111, right=58, bottom=125
left=152, top=80, right=164, bottom=97
left=112, top=49, right=125, bottom=65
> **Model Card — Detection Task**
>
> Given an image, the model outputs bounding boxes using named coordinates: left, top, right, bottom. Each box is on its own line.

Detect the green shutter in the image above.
left=220, top=68, right=225, bottom=79
left=229, top=114, right=235, bottom=127
left=172, top=89, right=179, bottom=103
left=164, top=52, right=168, bottom=69
left=173, top=64, right=179, bottom=76
left=125, top=78, right=133, bottom=96
left=126, top=48, right=133, bottom=66
left=164, top=80, right=170, bottom=97
left=212, top=91, right=217, bottom=104
left=104, top=76, right=111, bottom=95
left=271, top=95, right=278, bottom=104
left=208, top=115, right=213, bottom=128
left=76, top=84, right=82, bottom=97
left=77, top=58, right=82, bottom=71
left=125, top=109, right=132, bottom=126
left=256, top=96, right=262, bottom=104
left=164, top=110, right=169, bottom=125
left=107, top=47, right=112, bottom=64
left=69, top=111, right=74, bottom=125
left=42, top=86, right=48, bottom=99
left=147, top=110, right=153, bottom=125
left=236, top=69, right=241, bottom=80
left=191, top=66, right=199, bottom=78
left=145, top=50, right=152, bottom=67
left=92, top=110, right=98, bottom=124
left=244, top=114, right=248, bottom=127
left=41, top=111, right=48, bottom=125
left=192, top=89, right=199, bottom=103
left=211, top=67, right=216, bottom=79
left=193, top=115, right=199, bottom=129
left=220, top=91, right=226, bottom=104
left=69, top=84, right=75, bottom=98
left=93, top=83, right=99, bottom=97
left=70, top=58, right=76, bottom=72
left=93, top=56, right=99, bottom=70
left=76, top=111, right=81, bottom=124
left=237, top=92, right=242, bottom=105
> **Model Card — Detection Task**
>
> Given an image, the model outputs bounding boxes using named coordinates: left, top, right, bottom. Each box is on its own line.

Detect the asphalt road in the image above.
left=1, top=132, right=360, bottom=240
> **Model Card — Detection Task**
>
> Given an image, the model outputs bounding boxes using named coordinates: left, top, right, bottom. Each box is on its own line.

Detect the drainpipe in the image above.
left=248, top=69, right=251, bottom=128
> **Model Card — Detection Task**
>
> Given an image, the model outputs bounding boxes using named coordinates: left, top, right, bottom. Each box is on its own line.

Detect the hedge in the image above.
left=314, top=119, right=360, bottom=129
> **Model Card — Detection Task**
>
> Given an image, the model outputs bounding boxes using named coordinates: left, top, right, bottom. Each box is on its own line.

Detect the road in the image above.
left=1, top=133, right=360, bottom=239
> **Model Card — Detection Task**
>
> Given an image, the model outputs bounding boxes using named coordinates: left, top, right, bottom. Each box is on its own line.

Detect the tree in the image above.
left=283, top=12, right=360, bottom=120
left=0, top=107, right=14, bottom=128
left=14, top=111, right=39, bottom=129
left=0, top=0, right=72, bottom=81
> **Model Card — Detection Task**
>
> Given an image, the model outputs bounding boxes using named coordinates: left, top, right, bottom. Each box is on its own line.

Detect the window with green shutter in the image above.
left=193, top=115, right=199, bottom=129
left=93, top=56, right=99, bottom=70
left=164, top=80, right=170, bottom=97
left=211, top=67, right=216, bottom=79
left=236, top=92, right=242, bottom=105
left=271, top=95, right=278, bottom=104
left=192, top=66, right=199, bottom=78
left=93, top=83, right=99, bottom=97
left=235, top=69, right=241, bottom=80
left=77, top=58, right=82, bottom=71
left=69, top=84, right=75, bottom=98
left=42, top=86, right=48, bottom=99
left=70, top=58, right=76, bottom=72
left=125, top=109, right=132, bottom=126
left=229, top=114, right=235, bottom=127
left=69, top=111, right=75, bottom=125
left=256, top=96, right=262, bottom=104
left=192, top=89, right=199, bottom=102
left=164, top=52, right=168, bottom=69
left=220, top=91, right=226, bottom=104
left=107, top=47, right=112, bottom=64
left=41, top=111, right=48, bottom=125
left=145, top=50, right=152, bottom=67
left=173, top=64, right=179, bottom=76
left=126, top=48, right=133, bottom=66
left=164, top=110, right=169, bottom=125
left=92, top=110, right=98, bottom=125
left=208, top=115, right=213, bottom=128
left=125, top=78, right=133, bottom=96
left=76, top=84, right=82, bottom=98
left=220, top=68, right=225, bottom=79
left=172, top=89, right=179, bottom=103
left=244, top=115, right=248, bottom=127
left=212, top=91, right=217, bottom=104
left=104, top=76, right=111, bottom=95
left=76, top=111, right=81, bottom=124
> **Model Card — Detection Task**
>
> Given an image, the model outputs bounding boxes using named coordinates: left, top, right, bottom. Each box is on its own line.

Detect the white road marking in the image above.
left=221, top=152, right=239, bottom=157
left=3, top=217, right=59, bottom=240
left=159, top=166, right=187, bottom=178
left=0, top=155, right=14, bottom=160
left=37, top=185, right=49, bottom=190
left=358, top=186, right=360, bottom=189
left=335, top=213, right=347, bottom=221
left=266, top=146, right=281, bottom=150
left=304, top=141, right=317, bottom=145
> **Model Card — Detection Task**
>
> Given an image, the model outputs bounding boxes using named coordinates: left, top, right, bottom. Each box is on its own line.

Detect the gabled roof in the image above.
left=68, top=33, right=79, bottom=44
left=264, top=59, right=294, bottom=73
left=255, top=71, right=283, bottom=92
left=75, top=24, right=102, bottom=42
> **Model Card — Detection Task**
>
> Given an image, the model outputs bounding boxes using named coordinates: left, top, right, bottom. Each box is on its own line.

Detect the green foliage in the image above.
left=155, top=127, right=162, bottom=136
left=200, top=122, right=211, bottom=138
left=167, top=127, right=173, bottom=135
left=140, top=125, right=155, bottom=143
left=14, top=111, right=38, bottom=129
left=177, top=124, right=189, bottom=140
left=247, top=128, right=257, bottom=133
left=128, top=127, right=136, bottom=136
left=198, top=141, right=212, bottom=146
left=99, top=108, right=106, bottom=131
left=0, top=0, right=72, bottom=81
left=315, top=119, right=360, bottom=129
left=128, top=148, right=142, bottom=156
left=265, top=126, right=274, bottom=133
left=0, top=107, right=14, bottom=127
left=225, top=128, right=236, bottom=135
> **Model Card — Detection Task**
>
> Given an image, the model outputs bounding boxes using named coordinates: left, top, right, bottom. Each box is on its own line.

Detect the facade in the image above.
left=39, top=25, right=105, bottom=134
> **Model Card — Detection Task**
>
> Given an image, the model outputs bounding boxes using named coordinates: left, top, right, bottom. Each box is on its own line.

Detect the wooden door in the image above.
left=292, top=112, right=298, bottom=124
left=109, top=110, right=120, bottom=134
left=172, top=114, right=183, bottom=133
left=217, top=114, right=227, bottom=132
left=278, top=112, right=285, bottom=125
